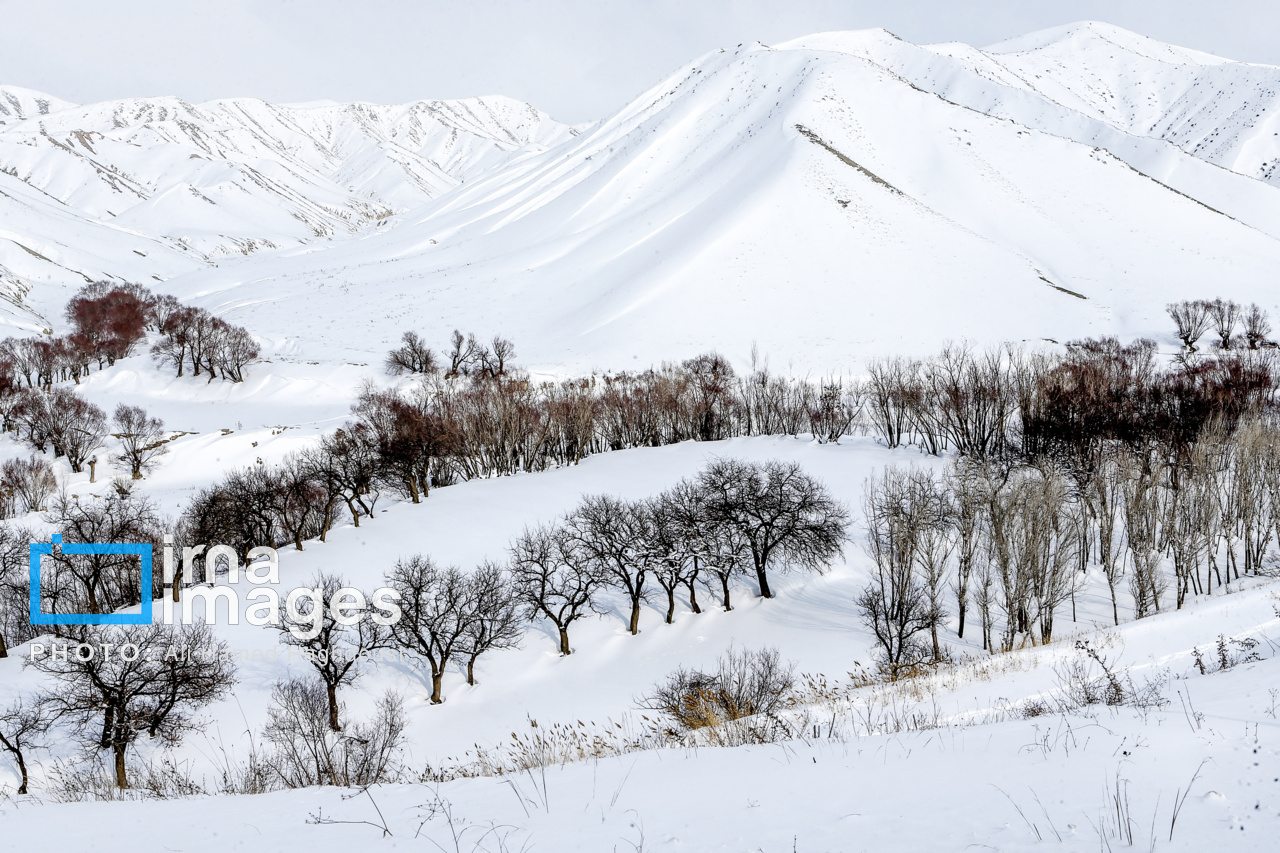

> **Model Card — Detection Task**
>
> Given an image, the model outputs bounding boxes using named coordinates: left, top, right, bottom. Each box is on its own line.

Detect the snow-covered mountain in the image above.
left=0, top=89, right=576, bottom=331
left=2, top=22, right=1280, bottom=368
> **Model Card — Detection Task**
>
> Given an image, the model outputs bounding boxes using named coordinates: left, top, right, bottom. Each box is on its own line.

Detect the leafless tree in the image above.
left=1093, top=451, right=1128, bottom=625
left=696, top=459, right=848, bottom=599
left=865, top=356, right=919, bottom=448
left=31, top=388, right=107, bottom=473
left=944, top=459, right=984, bottom=639
left=1244, top=304, right=1273, bottom=350
left=113, top=404, right=168, bottom=479
left=1209, top=299, right=1242, bottom=349
left=1167, top=300, right=1214, bottom=351
left=1, top=455, right=57, bottom=514
left=0, top=697, right=51, bottom=794
left=263, top=678, right=404, bottom=787
left=28, top=622, right=236, bottom=789
left=445, top=329, right=484, bottom=377
left=43, top=493, right=165, bottom=616
left=564, top=495, right=652, bottom=634
left=386, top=556, right=472, bottom=704
left=454, top=560, right=523, bottom=685
left=510, top=523, right=603, bottom=655
left=858, top=468, right=935, bottom=676
left=385, top=331, right=439, bottom=375
left=275, top=572, right=391, bottom=731
left=478, top=336, right=516, bottom=378
left=1121, top=451, right=1166, bottom=618
left=309, top=425, right=383, bottom=526
left=0, top=525, right=35, bottom=658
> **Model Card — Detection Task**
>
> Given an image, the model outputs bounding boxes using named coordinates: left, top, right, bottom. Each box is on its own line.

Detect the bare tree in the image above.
left=263, top=678, right=405, bottom=787
left=28, top=622, right=236, bottom=789
left=454, top=560, right=523, bottom=685
left=0, top=697, right=51, bottom=794
left=0, top=525, right=36, bottom=658
left=696, top=459, right=848, bottom=599
left=944, top=460, right=984, bottom=639
left=564, top=495, right=652, bottom=634
left=510, top=523, right=603, bottom=655
left=113, top=404, right=168, bottom=479
left=35, top=388, right=107, bottom=473
left=1167, top=300, right=1214, bottom=351
left=1243, top=304, right=1273, bottom=350
left=857, top=468, right=942, bottom=674
left=386, top=556, right=472, bottom=704
left=1209, top=299, right=1242, bottom=349
left=275, top=572, right=390, bottom=731
left=1, top=455, right=57, bottom=514
left=385, top=331, right=439, bottom=375
left=43, top=493, right=165, bottom=616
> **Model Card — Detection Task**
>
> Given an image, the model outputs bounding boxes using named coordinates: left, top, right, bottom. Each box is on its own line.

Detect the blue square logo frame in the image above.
left=29, top=535, right=153, bottom=626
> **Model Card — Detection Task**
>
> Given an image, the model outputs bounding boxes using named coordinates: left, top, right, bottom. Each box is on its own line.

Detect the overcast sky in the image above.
left=2, top=0, right=1277, bottom=122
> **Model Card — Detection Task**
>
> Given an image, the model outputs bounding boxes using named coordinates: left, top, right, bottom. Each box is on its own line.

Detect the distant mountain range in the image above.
left=2, top=21, right=1278, bottom=370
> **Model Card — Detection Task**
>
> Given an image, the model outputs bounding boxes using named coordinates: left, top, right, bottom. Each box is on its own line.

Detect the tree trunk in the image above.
left=721, top=574, right=733, bottom=611
left=665, top=588, right=676, bottom=624
left=628, top=599, right=641, bottom=635
left=113, top=741, right=128, bottom=789
left=755, top=565, right=773, bottom=599
left=100, top=705, right=115, bottom=748
left=14, top=747, right=27, bottom=795
left=686, top=580, right=701, bottom=614
left=405, top=479, right=420, bottom=504
left=326, top=683, right=341, bottom=731
left=957, top=602, right=967, bottom=639
left=0, top=631, right=7, bottom=658
left=430, top=671, right=443, bottom=704
left=347, top=499, right=361, bottom=527
left=558, top=626, right=571, bottom=655
left=466, top=656, right=477, bottom=686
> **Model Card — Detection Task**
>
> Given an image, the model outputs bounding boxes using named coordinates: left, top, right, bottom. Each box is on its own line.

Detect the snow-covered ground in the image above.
left=3, top=18, right=1280, bottom=852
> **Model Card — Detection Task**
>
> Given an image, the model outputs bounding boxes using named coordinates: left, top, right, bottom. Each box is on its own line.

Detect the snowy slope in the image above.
left=2, top=432, right=1278, bottom=851
left=791, top=22, right=1280, bottom=190
left=3, top=26, right=1280, bottom=372
left=0, top=88, right=577, bottom=324
left=153, top=36, right=1280, bottom=374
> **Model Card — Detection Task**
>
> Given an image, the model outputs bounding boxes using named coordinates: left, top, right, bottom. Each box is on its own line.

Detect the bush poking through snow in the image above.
left=263, top=678, right=405, bottom=788
left=639, top=646, right=795, bottom=736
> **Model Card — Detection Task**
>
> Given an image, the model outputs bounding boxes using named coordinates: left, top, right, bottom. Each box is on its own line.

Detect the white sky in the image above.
left=2, top=0, right=1277, bottom=122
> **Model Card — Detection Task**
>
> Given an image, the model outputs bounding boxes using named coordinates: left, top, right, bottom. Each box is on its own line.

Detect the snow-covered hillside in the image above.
left=0, top=89, right=576, bottom=333
left=3, top=23, right=1280, bottom=371
left=3, top=21, right=1280, bottom=851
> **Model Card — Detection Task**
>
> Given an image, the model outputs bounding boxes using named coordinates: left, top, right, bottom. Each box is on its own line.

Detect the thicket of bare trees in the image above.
left=32, top=493, right=167, bottom=619
left=0, top=524, right=36, bottom=658
left=0, top=282, right=261, bottom=492
left=857, top=415, right=1280, bottom=673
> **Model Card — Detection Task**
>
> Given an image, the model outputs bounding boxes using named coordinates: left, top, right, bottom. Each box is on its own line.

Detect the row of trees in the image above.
left=510, top=459, right=847, bottom=655
left=0, top=386, right=169, bottom=481
left=858, top=411, right=1280, bottom=675
left=1167, top=298, right=1272, bottom=352
left=387, top=329, right=517, bottom=379
left=1, top=281, right=259, bottom=390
